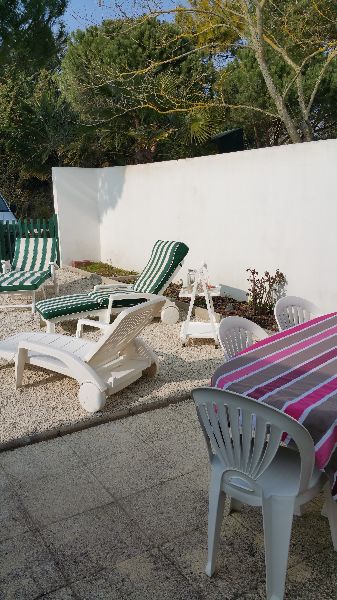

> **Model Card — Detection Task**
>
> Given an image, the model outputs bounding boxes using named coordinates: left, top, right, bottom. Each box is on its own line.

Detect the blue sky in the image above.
left=63, top=1, right=183, bottom=32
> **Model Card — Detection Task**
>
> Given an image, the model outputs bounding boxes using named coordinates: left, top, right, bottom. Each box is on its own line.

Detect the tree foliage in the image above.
left=0, top=0, right=68, bottom=74
left=0, top=0, right=70, bottom=216
left=60, top=17, right=218, bottom=163
left=111, top=0, right=337, bottom=145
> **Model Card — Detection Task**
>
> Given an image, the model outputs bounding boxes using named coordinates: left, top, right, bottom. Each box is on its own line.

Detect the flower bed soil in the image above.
left=74, top=261, right=138, bottom=278
left=72, top=261, right=277, bottom=331
left=165, top=283, right=278, bottom=331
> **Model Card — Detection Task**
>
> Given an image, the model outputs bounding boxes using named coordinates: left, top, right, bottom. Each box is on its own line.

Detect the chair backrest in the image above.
left=218, top=316, right=269, bottom=360
left=274, top=295, right=320, bottom=331
left=85, top=297, right=166, bottom=367
left=192, top=387, right=315, bottom=497
left=12, top=237, right=57, bottom=272
left=132, top=240, right=189, bottom=295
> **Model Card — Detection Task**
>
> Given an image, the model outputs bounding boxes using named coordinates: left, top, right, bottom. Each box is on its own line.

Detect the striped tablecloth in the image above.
left=211, top=313, right=337, bottom=498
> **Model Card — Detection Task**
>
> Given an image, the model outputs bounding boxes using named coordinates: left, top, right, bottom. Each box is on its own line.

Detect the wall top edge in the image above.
left=52, top=138, right=337, bottom=174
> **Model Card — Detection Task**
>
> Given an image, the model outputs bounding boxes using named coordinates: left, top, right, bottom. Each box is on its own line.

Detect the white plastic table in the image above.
left=179, top=267, right=220, bottom=346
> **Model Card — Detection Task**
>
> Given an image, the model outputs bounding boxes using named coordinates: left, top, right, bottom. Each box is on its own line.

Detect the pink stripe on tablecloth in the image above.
left=250, top=347, right=337, bottom=400
left=284, top=376, right=337, bottom=421
left=215, top=326, right=337, bottom=390
left=316, top=424, right=337, bottom=468
left=238, top=313, right=337, bottom=355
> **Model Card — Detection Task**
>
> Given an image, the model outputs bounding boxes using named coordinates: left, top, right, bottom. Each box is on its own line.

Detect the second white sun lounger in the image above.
left=0, top=298, right=165, bottom=413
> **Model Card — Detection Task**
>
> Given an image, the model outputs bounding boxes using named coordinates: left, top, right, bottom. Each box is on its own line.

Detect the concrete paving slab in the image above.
left=123, top=468, right=209, bottom=545
left=64, top=417, right=149, bottom=465
left=71, top=548, right=201, bottom=600
left=0, top=468, right=32, bottom=542
left=0, top=437, right=82, bottom=486
left=42, top=503, right=149, bottom=582
left=147, top=429, right=209, bottom=477
left=132, top=401, right=204, bottom=444
left=41, top=588, right=78, bottom=599
left=0, top=530, right=65, bottom=599
left=87, top=445, right=184, bottom=499
left=285, top=544, right=337, bottom=599
left=231, top=497, right=333, bottom=568
left=161, top=520, right=266, bottom=600
left=17, top=466, right=112, bottom=528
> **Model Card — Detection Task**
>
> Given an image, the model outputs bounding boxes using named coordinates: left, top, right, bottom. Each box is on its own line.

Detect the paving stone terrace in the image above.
left=1, top=401, right=337, bottom=600
left=0, top=267, right=222, bottom=449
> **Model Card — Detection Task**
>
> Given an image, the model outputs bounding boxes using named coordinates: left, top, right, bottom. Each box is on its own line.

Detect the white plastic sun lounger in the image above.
left=35, top=239, right=189, bottom=332
left=0, top=298, right=165, bottom=413
left=0, top=236, right=58, bottom=313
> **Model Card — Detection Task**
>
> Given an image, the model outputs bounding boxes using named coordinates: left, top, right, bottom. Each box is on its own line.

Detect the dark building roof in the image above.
left=210, top=128, right=244, bottom=153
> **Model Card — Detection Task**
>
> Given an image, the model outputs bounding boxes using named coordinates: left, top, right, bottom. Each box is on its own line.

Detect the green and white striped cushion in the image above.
left=88, top=286, right=145, bottom=307
left=36, top=288, right=147, bottom=321
left=0, top=270, right=51, bottom=291
left=133, top=240, right=189, bottom=294
left=12, top=237, right=57, bottom=272
left=35, top=294, right=103, bottom=320
left=35, top=240, right=188, bottom=321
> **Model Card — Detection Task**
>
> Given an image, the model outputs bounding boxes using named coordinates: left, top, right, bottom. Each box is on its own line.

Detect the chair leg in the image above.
left=46, top=321, right=56, bottom=333
left=31, top=291, right=36, bottom=314
left=206, top=468, right=225, bottom=577
left=262, top=494, right=295, bottom=600
left=324, top=487, right=337, bottom=551
left=15, top=348, right=28, bottom=388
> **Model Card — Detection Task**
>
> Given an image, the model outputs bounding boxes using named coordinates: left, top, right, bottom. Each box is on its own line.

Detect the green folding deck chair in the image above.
left=35, top=239, right=189, bottom=332
left=0, top=237, right=58, bottom=313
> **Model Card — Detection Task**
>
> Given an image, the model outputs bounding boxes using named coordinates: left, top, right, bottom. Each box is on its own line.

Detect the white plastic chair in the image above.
left=192, top=387, right=337, bottom=600
left=0, top=298, right=165, bottom=413
left=218, top=316, right=269, bottom=360
left=274, top=296, right=320, bottom=331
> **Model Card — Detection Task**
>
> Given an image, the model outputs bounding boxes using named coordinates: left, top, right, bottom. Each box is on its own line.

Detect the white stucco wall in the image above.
left=53, top=167, right=101, bottom=265
left=53, top=139, right=337, bottom=312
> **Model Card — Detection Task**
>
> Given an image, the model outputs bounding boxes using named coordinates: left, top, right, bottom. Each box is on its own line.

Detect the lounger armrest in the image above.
left=105, top=292, right=160, bottom=313
left=1, top=260, right=11, bottom=274
left=76, top=319, right=111, bottom=338
left=94, top=283, right=131, bottom=291
left=16, top=340, right=106, bottom=391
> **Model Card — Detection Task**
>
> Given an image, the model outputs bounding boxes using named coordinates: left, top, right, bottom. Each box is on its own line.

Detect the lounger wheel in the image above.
left=79, top=382, right=106, bottom=413
left=161, top=302, right=179, bottom=325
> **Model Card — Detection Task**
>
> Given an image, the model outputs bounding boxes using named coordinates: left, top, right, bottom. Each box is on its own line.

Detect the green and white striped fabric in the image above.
left=88, top=286, right=146, bottom=305
left=36, top=293, right=103, bottom=320
left=36, top=287, right=146, bottom=320
left=12, top=237, right=57, bottom=272
left=35, top=239, right=189, bottom=321
left=0, top=270, right=52, bottom=292
left=0, top=237, right=57, bottom=292
left=133, top=240, right=189, bottom=294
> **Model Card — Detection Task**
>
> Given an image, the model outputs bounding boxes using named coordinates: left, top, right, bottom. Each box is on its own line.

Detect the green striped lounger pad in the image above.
left=0, top=270, right=52, bottom=291
left=35, top=240, right=189, bottom=321
left=35, top=288, right=147, bottom=320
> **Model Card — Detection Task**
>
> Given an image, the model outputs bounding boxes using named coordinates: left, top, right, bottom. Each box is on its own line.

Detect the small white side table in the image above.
left=179, top=265, right=220, bottom=347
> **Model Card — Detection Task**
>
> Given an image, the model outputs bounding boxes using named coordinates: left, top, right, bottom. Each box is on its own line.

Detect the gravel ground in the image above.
left=0, top=268, right=223, bottom=449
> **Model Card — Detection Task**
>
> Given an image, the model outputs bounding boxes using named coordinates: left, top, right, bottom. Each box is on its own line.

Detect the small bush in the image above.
left=246, top=268, right=286, bottom=316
